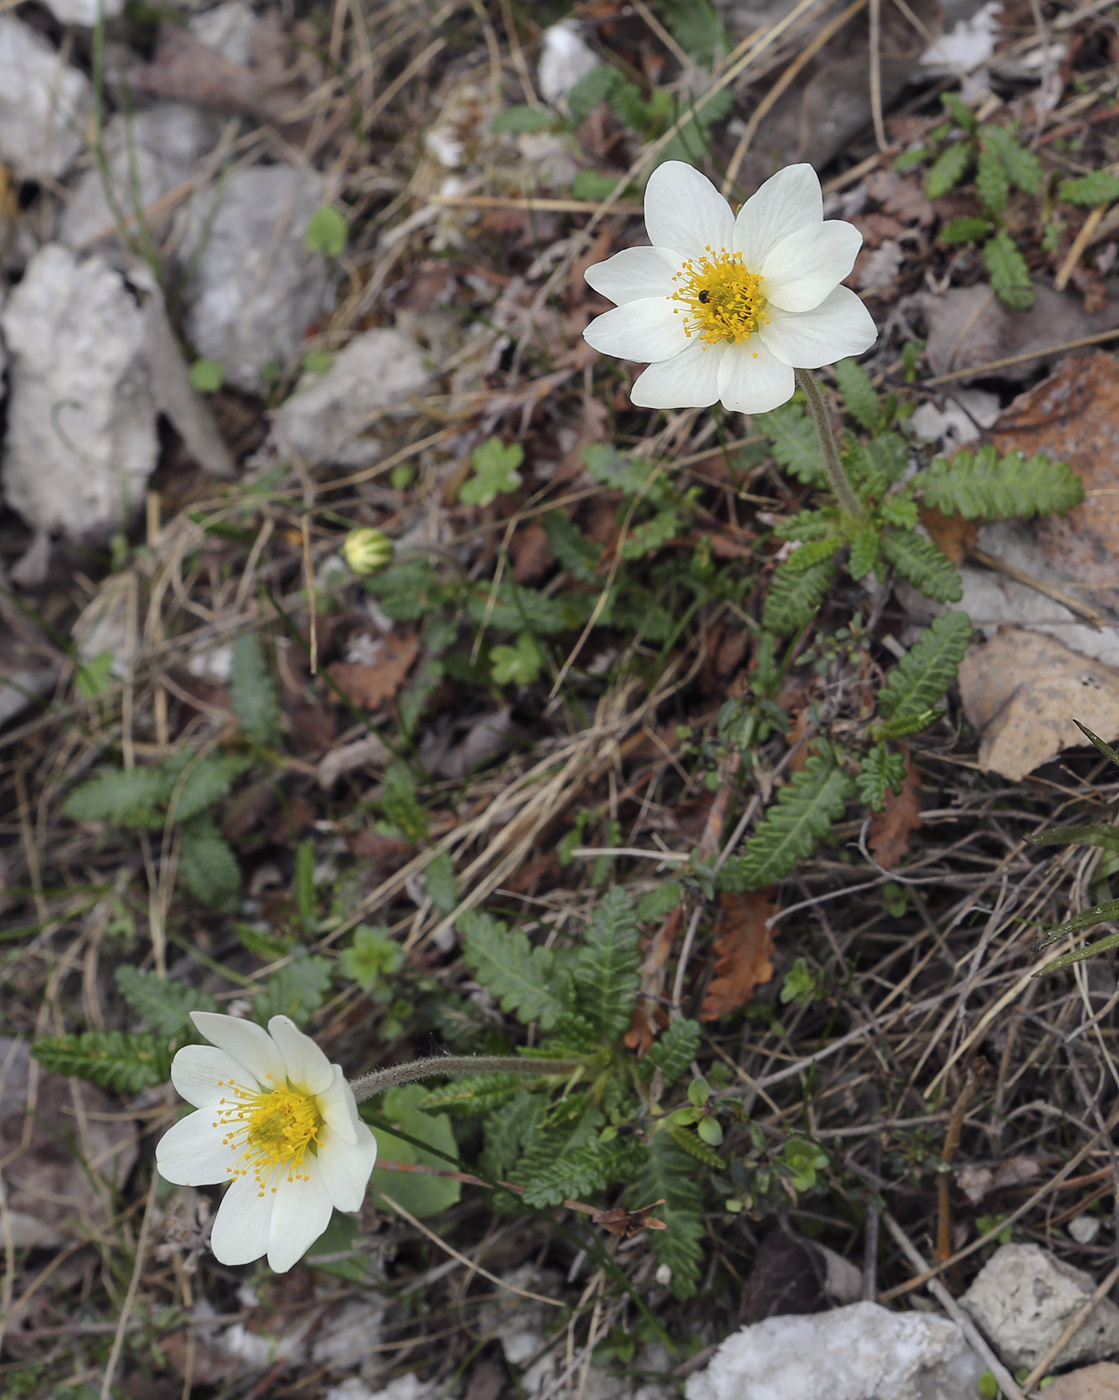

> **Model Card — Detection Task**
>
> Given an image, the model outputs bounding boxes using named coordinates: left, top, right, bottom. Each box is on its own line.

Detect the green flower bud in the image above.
left=342, top=528, right=394, bottom=575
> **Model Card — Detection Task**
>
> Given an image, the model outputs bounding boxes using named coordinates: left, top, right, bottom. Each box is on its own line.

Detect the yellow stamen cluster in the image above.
left=671, top=246, right=768, bottom=345
left=213, top=1076, right=325, bottom=1197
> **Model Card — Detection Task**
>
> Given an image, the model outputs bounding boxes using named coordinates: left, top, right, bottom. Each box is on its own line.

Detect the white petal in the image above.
left=761, top=221, right=863, bottom=313
left=156, top=1113, right=233, bottom=1186
left=630, top=340, right=724, bottom=409
left=191, top=1012, right=286, bottom=1088
left=171, top=1045, right=252, bottom=1108
left=584, top=245, right=680, bottom=305
left=716, top=340, right=796, bottom=414
left=583, top=297, right=687, bottom=363
left=268, top=1015, right=334, bottom=1095
left=317, top=1067, right=359, bottom=1145
left=759, top=286, right=879, bottom=368
left=210, top=1176, right=273, bottom=1266
left=643, top=160, right=734, bottom=261
left=267, top=1157, right=334, bottom=1272
left=734, top=164, right=823, bottom=267
left=318, top=1122, right=379, bottom=1213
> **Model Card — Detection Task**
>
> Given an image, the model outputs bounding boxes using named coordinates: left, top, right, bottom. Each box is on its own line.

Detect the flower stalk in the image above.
left=795, top=368, right=863, bottom=520
left=348, top=1055, right=584, bottom=1103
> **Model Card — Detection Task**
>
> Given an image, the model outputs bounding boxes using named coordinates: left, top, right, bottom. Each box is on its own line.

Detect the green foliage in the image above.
left=466, top=580, right=572, bottom=635
left=305, top=204, right=348, bottom=257
left=189, top=358, right=224, bottom=393
left=621, top=507, right=680, bottom=560
left=425, top=850, right=459, bottom=915
left=340, top=925, right=404, bottom=992
left=939, top=216, right=993, bottom=244
left=492, top=105, right=553, bottom=135
left=639, top=1019, right=701, bottom=1087
left=740, top=755, right=856, bottom=888
left=115, top=967, right=217, bottom=1038
left=782, top=1137, right=828, bottom=1191
left=856, top=744, right=907, bottom=810
left=381, top=760, right=429, bottom=841
left=33, top=1030, right=172, bottom=1092
left=65, top=767, right=171, bottom=828
left=421, top=1072, right=528, bottom=1116
left=658, top=0, right=726, bottom=64
left=983, top=230, right=1034, bottom=310
left=369, top=1085, right=461, bottom=1217
left=179, top=818, right=241, bottom=908
left=981, top=126, right=1042, bottom=196
left=762, top=556, right=839, bottom=636
left=975, top=146, right=1010, bottom=214
left=491, top=631, right=545, bottom=686
left=880, top=528, right=962, bottom=603
left=253, top=955, right=333, bottom=1027
left=919, top=446, right=1083, bottom=520
left=926, top=141, right=971, bottom=199
left=781, top=957, right=824, bottom=1007
left=833, top=358, right=880, bottom=432
left=878, top=612, right=972, bottom=724
left=170, top=753, right=252, bottom=823
left=847, top=525, right=881, bottom=582
left=461, top=438, right=524, bottom=506
left=633, top=1136, right=705, bottom=1300
left=571, top=887, right=641, bottom=1043
left=461, top=911, right=568, bottom=1029
left=229, top=633, right=282, bottom=745
left=636, top=881, right=681, bottom=922
left=572, top=170, right=620, bottom=201
left=1060, top=171, right=1119, bottom=206
left=516, top=1105, right=616, bottom=1207
left=754, top=402, right=826, bottom=487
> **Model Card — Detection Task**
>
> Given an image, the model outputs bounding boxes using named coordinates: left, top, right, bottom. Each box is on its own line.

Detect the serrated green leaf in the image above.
left=462, top=911, right=569, bottom=1029
left=339, top=924, right=403, bottom=990
left=983, top=125, right=1042, bottom=195
left=573, top=887, right=641, bottom=1042
left=848, top=525, right=881, bottom=582
left=855, top=744, right=907, bottom=811
left=636, top=882, right=681, bottom=923
left=880, top=529, right=962, bottom=603
left=762, top=557, right=839, bottom=636
left=115, top=966, right=217, bottom=1038
left=466, top=581, right=570, bottom=635
left=940, top=91, right=977, bottom=133
left=926, top=141, right=972, bottom=199
left=1029, top=824, right=1119, bottom=854
left=755, top=402, right=826, bottom=487
left=33, top=1030, right=172, bottom=1092
left=740, top=755, right=856, bottom=887
left=620, top=508, right=679, bottom=560
left=633, top=1137, right=705, bottom=1300
left=491, top=105, right=554, bottom=134
left=167, top=752, right=252, bottom=823
left=1060, top=171, right=1119, bottom=207
left=178, top=818, right=241, bottom=908
left=833, top=358, right=880, bottom=431
left=543, top=511, right=600, bottom=583
left=461, top=438, right=524, bottom=506
left=481, top=1091, right=547, bottom=1181
left=424, top=850, right=458, bottom=915
left=983, top=231, right=1034, bottom=310
left=881, top=492, right=919, bottom=530
left=229, top=633, right=282, bottom=746
left=878, top=707, right=945, bottom=740
left=370, top=1085, right=461, bottom=1218
left=879, top=611, right=972, bottom=722
left=939, top=216, right=993, bottom=245
left=783, top=537, right=843, bottom=573
left=773, top=508, right=841, bottom=543
left=517, top=1105, right=615, bottom=1207
left=920, top=446, right=1083, bottom=521
left=420, top=1072, right=526, bottom=1116
left=639, top=1019, right=701, bottom=1088
left=658, top=0, right=727, bottom=65
left=64, top=767, right=171, bottom=829
left=305, top=205, right=348, bottom=257
left=975, top=147, right=1010, bottom=214
left=253, top=955, right=333, bottom=1027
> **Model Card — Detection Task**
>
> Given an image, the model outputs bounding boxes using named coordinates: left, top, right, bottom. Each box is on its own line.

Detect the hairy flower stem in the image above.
left=348, top=1055, right=582, bottom=1103
left=795, top=368, right=862, bottom=520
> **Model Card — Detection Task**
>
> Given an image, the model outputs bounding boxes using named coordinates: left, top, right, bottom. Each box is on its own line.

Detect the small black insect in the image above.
left=698, top=289, right=711, bottom=303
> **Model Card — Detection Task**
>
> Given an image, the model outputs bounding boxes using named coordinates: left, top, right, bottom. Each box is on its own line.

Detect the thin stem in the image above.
left=794, top=368, right=862, bottom=520
left=348, top=1054, right=583, bottom=1103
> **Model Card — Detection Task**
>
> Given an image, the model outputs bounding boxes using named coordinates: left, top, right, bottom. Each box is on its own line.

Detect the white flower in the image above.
left=582, top=161, right=877, bottom=415
left=156, top=1012, right=378, bottom=1273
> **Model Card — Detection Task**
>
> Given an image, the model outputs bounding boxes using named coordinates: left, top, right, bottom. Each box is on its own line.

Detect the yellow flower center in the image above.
left=213, top=1077, right=325, bottom=1197
left=671, top=247, right=768, bottom=345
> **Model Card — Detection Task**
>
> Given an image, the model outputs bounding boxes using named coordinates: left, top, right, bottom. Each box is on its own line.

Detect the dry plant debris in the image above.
left=1, top=0, right=1119, bottom=1396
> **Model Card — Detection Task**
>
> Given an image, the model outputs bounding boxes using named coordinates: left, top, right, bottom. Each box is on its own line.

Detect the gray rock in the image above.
left=0, top=244, right=159, bottom=542
left=178, top=164, right=334, bottom=394
left=41, top=0, right=123, bottom=27
left=961, top=1243, right=1119, bottom=1371
left=685, top=1302, right=987, bottom=1400
left=0, top=17, right=93, bottom=182
left=188, top=0, right=258, bottom=66
left=60, top=103, right=219, bottom=257
left=271, top=328, right=431, bottom=468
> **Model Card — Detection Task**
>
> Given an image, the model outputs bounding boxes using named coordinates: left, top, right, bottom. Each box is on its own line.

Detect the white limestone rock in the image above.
left=961, top=1243, right=1119, bottom=1371
left=187, top=0, right=258, bottom=65
left=685, top=1302, right=986, bottom=1400
left=41, top=0, right=124, bottom=26
left=0, top=245, right=159, bottom=542
left=271, top=328, right=431, bottom=468
left=178, top=164, right=334, bottom=394
left=0, top=17, right=93, bottom=182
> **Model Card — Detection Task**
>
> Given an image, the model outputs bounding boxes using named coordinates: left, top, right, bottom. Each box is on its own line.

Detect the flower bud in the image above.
left=342, top=527, right=394, bottom=575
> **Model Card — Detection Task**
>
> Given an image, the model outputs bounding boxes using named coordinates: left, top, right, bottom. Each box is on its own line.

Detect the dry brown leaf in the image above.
left=991, top=351, right=1119, bottom=612
left=958, top=629, right=1119, bottom=780
left=919, top=502, right=978, bottom=566
left=869, top=747, right=922, bottom=870
left=328, top=633, right=420, bottom=709
left=511, top=523, right=553, bottom=584
left=700, top=890, right=777, bottom=1022
left=1040, top=1363, right=1119, bottom=1400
